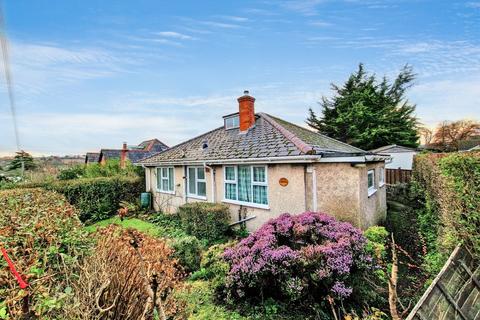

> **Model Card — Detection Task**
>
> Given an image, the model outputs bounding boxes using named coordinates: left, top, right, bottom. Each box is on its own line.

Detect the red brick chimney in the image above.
left=120, top=142, right=128, bottom=169
left=238, top=90, right=256, bottom=132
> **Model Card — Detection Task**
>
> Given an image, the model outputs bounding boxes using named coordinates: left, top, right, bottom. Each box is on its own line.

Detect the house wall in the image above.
left=146, top=161, right=386, bottom=231
left=310, top=163, right=362, bottom=226
left=306, top=162, right=386, bottom=229
left=363, top=162, right=387, bottom=228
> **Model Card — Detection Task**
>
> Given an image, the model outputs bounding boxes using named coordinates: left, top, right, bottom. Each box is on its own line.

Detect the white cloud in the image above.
left=308, top=20, right=332, bottom=27
left=199, top=20, right=245, bottom=29
left=218, top=15, right=249, bottom=22
left=154, top=31, right=194, bottom=40
left=410, top=76, right=480, bottom=126
left=466, top=2, right=480, bottom=8
left=0, top=41, right=129, bottom=97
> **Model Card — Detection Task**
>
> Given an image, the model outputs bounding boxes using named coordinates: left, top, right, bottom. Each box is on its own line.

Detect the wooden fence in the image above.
left=406, top=245, right=480, bottom=320
left=386, top=168, right=412, bottom=185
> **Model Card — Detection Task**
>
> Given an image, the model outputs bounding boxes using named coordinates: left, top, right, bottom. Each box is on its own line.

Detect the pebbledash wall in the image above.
left=145, top=161, right=386, bottom=231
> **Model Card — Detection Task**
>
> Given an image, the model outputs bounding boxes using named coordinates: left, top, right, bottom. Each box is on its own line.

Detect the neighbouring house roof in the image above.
left=139, top=113, right=383, bottom=166
left=458, top=138, right=480, bottom=151
left=85, top=152, right=100, bottom=163
left=98, top=139, right=169, bottom=164
left=370, top=144, right=418, bottom=154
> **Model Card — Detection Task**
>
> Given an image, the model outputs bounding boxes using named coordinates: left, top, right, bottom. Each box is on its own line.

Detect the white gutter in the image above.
left=141, top=155, right=322, bottom=166
left=139, top=154, right=391, bottom=167
left=203, top=162, right=215, bottom=203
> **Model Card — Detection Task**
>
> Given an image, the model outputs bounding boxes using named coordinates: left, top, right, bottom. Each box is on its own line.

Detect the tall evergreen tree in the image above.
left=8, top=150, right=36, bottom=171
left=306, top=64, right=419, bottom=150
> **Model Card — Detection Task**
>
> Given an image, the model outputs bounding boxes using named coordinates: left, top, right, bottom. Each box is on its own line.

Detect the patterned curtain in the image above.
left=238, top=166, right=251, bottom=202
left=253, top=185, right=267, bottom=204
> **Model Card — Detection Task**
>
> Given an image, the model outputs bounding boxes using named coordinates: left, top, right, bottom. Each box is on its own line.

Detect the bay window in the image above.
left=187, top=166, right=207, bottom=198
left=224, top=165, right=268, bottom=207
left=157, top=167, right=174, bottom=193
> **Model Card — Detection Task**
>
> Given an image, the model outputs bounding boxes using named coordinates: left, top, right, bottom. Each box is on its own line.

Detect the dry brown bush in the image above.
left=65, top=225, right=185, bottom=320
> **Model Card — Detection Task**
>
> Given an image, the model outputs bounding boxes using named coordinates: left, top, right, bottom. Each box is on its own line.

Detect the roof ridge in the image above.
left=264, top=113, right=365, bottom=153
left=258, top=113, right=315, bottom=155
left=138, top=126, right=225, bottom=163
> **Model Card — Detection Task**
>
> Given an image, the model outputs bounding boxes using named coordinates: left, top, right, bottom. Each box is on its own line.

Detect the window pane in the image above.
left=368, top=172, right=374, bottom=188
left=188, top=167, right=196, bottom=194
left=197, top=167, right=205, bottom=180
left=253, top=185, right=268, bottom=205
left=253, top=167, right=266, bottom=182
left=225, top=167, right=235, bottom=181
left=233, top=116, right=239, bottom=127
left=238, top=166, right=252, bottom=202
left=162, top=167, right=167, bottom=178
left=225, top=183, right=237, bottom=200
left=162, top=179, right=168, bottom=191
left=168, top=168, right=174, bottom=191
left=197, top=181, right=206, bottom=197
left=157, top=169, right=162, bottom=189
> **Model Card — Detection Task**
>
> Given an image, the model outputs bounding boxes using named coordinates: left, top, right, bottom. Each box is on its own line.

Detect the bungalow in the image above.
left=93, top=139, right=169, bottom=165
left=138, top=91, right=388, bottom=231
left=369, top=145, right=418, bottom=170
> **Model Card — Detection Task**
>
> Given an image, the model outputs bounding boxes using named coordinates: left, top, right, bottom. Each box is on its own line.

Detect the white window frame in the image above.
left=222, top=165, right=269, bottom=209
left=367, top=169, right=377, bottom=197
left=156, top=167, right=175, bottom=194
left=379, top=167, right=385, bottom=187
left=224, top=115, right=240, bottom=130
left=187, top=166, right=207, bottom=200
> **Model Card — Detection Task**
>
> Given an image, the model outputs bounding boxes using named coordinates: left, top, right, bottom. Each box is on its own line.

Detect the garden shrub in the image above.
left=57, top=159, right=142, bottom=180
left=178, top=202, right=231, bottom=243
left=223, top=212, right=373, bottom=310
left=0, top=188, right=91, bottom=318
left=67, top=225, right=184, bottom=319
left=413, top=152, right=480, bottom=268
left=46, top=176, right=144, bottom=223
left=172, top=236, right=203, bottom=273
left=190, top=241, right=237, bottom=293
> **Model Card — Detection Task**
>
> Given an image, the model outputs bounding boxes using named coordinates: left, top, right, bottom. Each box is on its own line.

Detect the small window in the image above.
left=379, top=167, right=385, bottom=187
left=225, top=115, right=240, bottom=129
left=157, top=167, right=174, bottom=193
left=367, top=169, right=376, bottom=196
left=187, top=166, right=207, bottom=198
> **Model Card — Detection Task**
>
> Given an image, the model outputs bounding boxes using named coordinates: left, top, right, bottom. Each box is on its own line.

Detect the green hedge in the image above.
left=44, top=176, right=144, bottom=223
left=413, top=152, right=480, bottom=266
left=178, top=202, right=231, bottom=243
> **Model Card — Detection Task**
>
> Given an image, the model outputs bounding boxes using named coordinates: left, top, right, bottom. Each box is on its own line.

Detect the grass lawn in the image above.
left=85, top=216, right=164, bottom=237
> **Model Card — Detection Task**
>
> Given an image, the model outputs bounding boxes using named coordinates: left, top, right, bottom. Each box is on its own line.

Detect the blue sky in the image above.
left=0, top=0, right=479, bottom=155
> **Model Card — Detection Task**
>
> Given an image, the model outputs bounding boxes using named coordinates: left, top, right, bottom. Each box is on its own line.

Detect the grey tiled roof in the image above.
left=139, top=113, right=366, bottom=165
left=85, top=152, right=100, bottom=163
left=99, top=139, right=169, bottom=164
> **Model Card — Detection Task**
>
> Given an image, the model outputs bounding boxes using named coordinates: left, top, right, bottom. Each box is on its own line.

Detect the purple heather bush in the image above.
left=223, top=212, right=373, bottom=304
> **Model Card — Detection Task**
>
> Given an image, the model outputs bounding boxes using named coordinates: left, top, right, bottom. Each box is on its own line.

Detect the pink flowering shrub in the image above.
left=223, top=212, right=372, bottom=304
